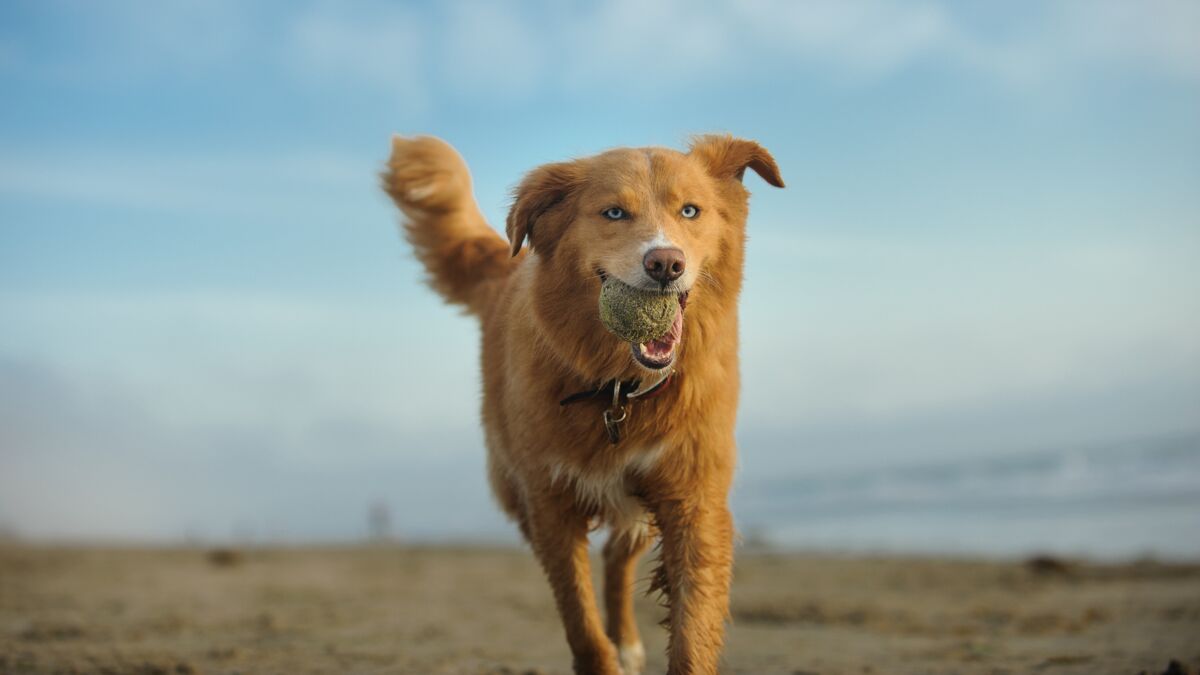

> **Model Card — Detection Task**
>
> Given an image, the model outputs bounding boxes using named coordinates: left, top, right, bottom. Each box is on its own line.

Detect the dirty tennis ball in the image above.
left=598, top=278, right=678, bottom=343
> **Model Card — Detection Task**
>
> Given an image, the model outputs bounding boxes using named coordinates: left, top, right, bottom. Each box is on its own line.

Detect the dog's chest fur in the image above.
left=548, top=445, right=663, bottom=538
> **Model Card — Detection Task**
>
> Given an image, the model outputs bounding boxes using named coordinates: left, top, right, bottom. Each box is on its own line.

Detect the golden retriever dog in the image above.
left=383, top=135, right=783, bottom=674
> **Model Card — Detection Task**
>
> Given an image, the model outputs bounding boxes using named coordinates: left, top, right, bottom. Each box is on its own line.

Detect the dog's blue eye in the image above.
left=602, top=207, right=626, bottom=220
left=681, top=204, right=699, bottom=219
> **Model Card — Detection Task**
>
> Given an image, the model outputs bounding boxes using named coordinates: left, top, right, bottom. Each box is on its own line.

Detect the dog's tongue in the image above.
left=642, top=302, right=683, bottom=357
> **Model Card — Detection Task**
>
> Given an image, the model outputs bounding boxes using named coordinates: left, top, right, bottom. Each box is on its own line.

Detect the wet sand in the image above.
left=2, top=544, right=1198, bottom=674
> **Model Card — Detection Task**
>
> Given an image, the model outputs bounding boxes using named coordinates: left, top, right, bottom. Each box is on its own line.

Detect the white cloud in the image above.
left=555, top=0, right=735, bottom=91
left=0, top=349, right=494, bottom=543
left=0, top=286, right=493, bottom=541
left=723, top=0, right=1200, bottom=89
left=943, top=0, right=1200, bottom=90
left=9, top=1, right=1193, bottom=110
left=424, top=0, right=952, bottom=96
left=1064, top=0, right=1200, bottom=81
left=106, top=0, right=250, bottom=70
left=0, top=147, right=375, bottom=216
left=0, top=0, right=251, bottom=82
left=286, top=2, right=428, bottom=111
left=0, top=289, right=479, bottom=446
left=739, top=231, right=1200, bottom=426
left=432, top=0, right=1200, bottom=97
left=441, top=2, right=546, bottom=98
left=733, top=0, right=953, bottom=78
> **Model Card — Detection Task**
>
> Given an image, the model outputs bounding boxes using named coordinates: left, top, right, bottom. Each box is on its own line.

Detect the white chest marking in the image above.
left=549, top=445, right=663, bottom=539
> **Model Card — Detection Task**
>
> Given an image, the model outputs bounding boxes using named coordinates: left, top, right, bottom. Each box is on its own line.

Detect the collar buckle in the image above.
left=559, top=369, right=676, bottom=445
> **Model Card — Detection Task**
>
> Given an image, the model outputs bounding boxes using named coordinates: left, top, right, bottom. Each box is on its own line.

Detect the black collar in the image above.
left=559, top=372, right=674, bottom=407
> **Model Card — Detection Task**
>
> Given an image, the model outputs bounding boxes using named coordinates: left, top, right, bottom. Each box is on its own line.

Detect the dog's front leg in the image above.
left=526, top=490, right=622, bottom=675
left=603, top=530, right=654, bottom=675
left=654, top=495, right=735, bottom=675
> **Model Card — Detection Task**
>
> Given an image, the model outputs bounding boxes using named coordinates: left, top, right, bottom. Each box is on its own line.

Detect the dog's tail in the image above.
left=382, top=135, right=514, bottom=315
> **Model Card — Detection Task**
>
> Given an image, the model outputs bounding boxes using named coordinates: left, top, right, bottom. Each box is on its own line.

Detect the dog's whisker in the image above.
left=697, top=268, right=724, bottom=294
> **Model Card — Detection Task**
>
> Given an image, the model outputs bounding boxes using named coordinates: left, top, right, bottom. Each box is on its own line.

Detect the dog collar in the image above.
left=559, top=370, right=675, bottom=444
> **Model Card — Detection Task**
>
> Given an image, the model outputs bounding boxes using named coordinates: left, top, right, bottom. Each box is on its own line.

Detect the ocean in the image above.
left=734, top=431, right=1200, bottom=560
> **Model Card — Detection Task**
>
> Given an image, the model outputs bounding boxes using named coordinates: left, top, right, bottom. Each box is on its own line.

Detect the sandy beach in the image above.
left=1, top=544, right=1197, bottom=674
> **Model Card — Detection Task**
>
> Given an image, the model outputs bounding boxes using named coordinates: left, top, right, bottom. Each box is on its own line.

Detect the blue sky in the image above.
left=1, top=1, right=1198, bottom=546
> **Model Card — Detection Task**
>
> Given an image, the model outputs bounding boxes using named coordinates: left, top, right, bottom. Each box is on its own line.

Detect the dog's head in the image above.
left=508, top=135, right=784, bottom=373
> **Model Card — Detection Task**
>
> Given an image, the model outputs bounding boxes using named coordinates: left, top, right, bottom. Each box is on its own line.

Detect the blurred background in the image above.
left=1, top=0, right=1197, bottom=559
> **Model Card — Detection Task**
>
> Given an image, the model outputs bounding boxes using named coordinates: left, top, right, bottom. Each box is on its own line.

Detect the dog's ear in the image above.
left=506, top=161, right=581, bottom=257
left=689, top=134, right=785, bottom=188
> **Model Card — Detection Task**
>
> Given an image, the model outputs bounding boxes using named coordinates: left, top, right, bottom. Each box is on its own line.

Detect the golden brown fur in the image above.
left=383, top=135, right=783, bottom=675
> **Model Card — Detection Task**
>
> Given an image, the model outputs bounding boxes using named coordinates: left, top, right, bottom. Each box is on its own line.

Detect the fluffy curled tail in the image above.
left=382, top=135, right=513, bottom=315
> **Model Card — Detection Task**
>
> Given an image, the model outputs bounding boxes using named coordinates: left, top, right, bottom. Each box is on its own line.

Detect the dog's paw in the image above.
left=383, top=135, right=472, bottom=213
left=617, top=641, right=645, bottom=675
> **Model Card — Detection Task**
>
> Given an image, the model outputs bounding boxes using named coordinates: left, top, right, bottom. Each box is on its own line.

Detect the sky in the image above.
left=1, top=1, right=1198, bottom=549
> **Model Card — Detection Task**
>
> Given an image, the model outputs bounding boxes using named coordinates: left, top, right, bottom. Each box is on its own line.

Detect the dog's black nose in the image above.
left=643, top=247, right=686, bottom=284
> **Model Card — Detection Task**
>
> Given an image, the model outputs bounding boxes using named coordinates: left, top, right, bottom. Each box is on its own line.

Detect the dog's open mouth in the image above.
left=632, top=291, right=687, bottom=370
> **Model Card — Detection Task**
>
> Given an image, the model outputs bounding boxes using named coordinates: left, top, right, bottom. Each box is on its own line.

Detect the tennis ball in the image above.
left=598, top=278, right=678, bottom=343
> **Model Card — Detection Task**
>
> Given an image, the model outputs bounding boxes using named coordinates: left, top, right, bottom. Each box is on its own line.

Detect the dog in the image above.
left=383, top=135, right=783, bottom=675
